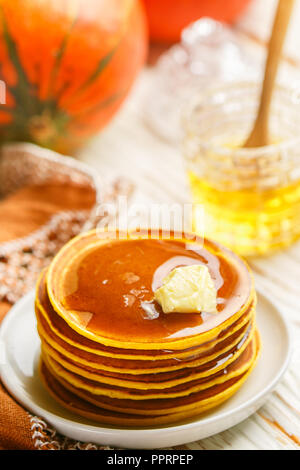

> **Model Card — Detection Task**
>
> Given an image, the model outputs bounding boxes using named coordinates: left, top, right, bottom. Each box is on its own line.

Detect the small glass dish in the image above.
left=183, top=81, right=300, bottom=256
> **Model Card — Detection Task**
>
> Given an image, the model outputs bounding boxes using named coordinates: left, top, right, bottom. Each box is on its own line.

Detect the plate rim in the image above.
left=0, top=287, right=292, bottom=441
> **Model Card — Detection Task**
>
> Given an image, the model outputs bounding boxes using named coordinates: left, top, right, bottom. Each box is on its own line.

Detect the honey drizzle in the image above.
left=62, top=238, right=251, bottom=342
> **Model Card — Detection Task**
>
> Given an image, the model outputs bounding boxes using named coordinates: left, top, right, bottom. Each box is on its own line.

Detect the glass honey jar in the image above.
left=183, top=82, right=300, bottom=256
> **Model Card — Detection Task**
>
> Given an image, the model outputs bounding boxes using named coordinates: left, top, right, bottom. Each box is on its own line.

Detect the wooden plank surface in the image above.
left=78, top=1, right=300, bottom=448
left=238, top=0, right=300, bottom=64
left=78, top=69, right=300, bottom=449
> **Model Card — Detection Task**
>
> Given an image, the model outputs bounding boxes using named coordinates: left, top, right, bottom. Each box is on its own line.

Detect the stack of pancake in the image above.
left=36, top=229, right=260, bottom=427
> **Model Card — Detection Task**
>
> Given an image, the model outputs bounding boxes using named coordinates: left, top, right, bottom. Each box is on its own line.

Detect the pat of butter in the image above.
left=154, top=265, right=217, bottom=314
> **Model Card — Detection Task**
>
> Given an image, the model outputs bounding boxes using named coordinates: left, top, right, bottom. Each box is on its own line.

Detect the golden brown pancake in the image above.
left=36, top=307, right=254, bottom=374
left=39, top=331, right=260, bottom=427
left=46, top=230, right=254, bottom=349
left=35, top=229, right=260, bottom=427
left=41, top=331, right=257, bottom=403
left=36, top=269, right=255, bottom=360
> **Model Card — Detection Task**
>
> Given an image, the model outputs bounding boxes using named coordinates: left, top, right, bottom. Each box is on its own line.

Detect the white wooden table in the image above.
left=77, top=0, right=300, bottom=448
left=78, top=67, right=300, bottom=450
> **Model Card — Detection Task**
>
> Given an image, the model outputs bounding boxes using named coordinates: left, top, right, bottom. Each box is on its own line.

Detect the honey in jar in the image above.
left=183, top=83, right=300, bottom=256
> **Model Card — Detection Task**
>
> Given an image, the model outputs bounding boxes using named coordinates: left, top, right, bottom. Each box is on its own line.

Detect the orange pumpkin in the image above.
left=143, top=0, right=252, bottom=43
left=0, top=0, right=147, bottom=154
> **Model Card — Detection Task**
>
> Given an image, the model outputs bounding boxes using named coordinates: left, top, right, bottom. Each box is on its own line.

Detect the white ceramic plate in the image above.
left=0, top=289, right=291, bottom=449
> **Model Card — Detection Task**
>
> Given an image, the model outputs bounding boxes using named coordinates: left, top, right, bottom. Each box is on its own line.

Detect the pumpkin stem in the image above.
left=28, top=111, right=57, bottom=144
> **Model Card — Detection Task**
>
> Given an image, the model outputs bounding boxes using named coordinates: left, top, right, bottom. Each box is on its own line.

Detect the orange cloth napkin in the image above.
left=0, top=182, right=115, bottom=450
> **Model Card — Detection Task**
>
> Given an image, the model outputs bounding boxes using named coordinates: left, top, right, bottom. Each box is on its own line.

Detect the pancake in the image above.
left=36, top=307, right=254, bottom=374
left=41, top=330, right=258, bottom=402
left=39, top=315, right=254, bottom=381
left=36, top=269, right=255, bottom=360
left=40, top=331, right=260, bottom=426
left=35, top=229, right=260, bottom=427
left=40, top=360, right=235, bottom=427
left=40, top=320, right=255, bottom=394
left=46, top=229, right=254, bottom=350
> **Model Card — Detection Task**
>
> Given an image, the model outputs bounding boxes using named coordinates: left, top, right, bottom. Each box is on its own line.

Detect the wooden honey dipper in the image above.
left=244, top=0, right=295, bottom=148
